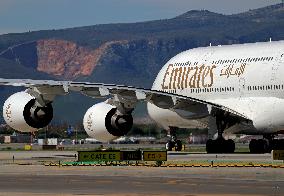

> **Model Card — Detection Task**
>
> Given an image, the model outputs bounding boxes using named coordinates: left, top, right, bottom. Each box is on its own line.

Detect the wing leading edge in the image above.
left=0, top=78, right=249, bottom=120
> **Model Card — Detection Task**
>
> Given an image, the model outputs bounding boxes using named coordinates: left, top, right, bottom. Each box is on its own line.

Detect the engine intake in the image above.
left=83, top=102, right=133, bottom=142
left=23, top=99, right=53, bottom=129
left=3, top=91, right=53, bottom=132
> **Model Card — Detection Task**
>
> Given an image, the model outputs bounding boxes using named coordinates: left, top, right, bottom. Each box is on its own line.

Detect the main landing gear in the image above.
left=206, top=111, right=235, bottom=153
left=165, top=127, right=183, bottom=151
left=249, top=135, right=284, bottom=153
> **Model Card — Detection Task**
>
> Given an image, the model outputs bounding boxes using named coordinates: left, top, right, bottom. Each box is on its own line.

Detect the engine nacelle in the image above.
left=83, top=102, right=133, bottom=142
left=3, top=91, right=53, bottom=132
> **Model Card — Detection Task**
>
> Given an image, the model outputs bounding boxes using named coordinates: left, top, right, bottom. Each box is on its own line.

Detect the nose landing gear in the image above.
left=165, top=127, right=183, bottom=151
left=206, top=111, right=235, bottom=153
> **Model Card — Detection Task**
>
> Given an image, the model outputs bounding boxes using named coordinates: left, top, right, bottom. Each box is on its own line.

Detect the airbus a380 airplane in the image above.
left=1, top=41, right=284, bottom=153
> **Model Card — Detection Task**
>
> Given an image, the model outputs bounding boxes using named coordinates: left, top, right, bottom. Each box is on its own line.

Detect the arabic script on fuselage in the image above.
left=220, top=63, right=246, bottom=78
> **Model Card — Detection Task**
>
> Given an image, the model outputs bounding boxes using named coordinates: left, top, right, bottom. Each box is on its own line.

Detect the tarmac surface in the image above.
left=0, top=150, right=280, bottom=164
left=0, top=165, right=283, bottom=196
left=0, top=151, right=283, bottom=195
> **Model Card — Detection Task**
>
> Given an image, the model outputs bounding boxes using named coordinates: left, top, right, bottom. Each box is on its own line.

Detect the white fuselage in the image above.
left=148, top=41, right=284, bottom=134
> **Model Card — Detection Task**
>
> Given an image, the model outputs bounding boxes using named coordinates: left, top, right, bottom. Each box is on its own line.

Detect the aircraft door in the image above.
left=279, top=52, right=284, bottom=61
left=202, top=49, right=215, bottom=64
left=280, top=52, right=284, bottom=63
left=197, top=45, right=215, bottom=66
left=271, top=51, right=284, bottom=81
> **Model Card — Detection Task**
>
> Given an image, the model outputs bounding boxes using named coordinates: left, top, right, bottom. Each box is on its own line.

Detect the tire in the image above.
left=277, top=140, right=284, bottom=150
left=257, top=139, right=269, bottom=153
left=249, top=139, right=257, bottom=153
left=226, top=139, right=235, bottom=153
left=206, top=139, right=215, bottom=153
left=215, top=137, right=226, bottom=153
left=175, top=140, right=182, bottom=151
left=166, top=141, right=174, bottom=151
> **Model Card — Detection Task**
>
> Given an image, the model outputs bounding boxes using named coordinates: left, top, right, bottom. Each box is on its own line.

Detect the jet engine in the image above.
left=83, top=102, right=133, bottom=142
left=3, top=91, right=53, bottom=132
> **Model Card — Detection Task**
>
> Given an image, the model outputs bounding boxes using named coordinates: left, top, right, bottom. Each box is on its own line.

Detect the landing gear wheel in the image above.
left=272, top=139, right=284, bottom=150
left=206, top=139, right=214, bottom=153
left=249, top=139, right=258, bottom=153
left=206, top=110, right=236, bottom=153
left=175, top=140, right=182, bottom=151
left=249, top=139, right=269, bottom=153
left=165, top=127, right=183, bottom=151
left=215, top=137, right=226, bottom=153
left=258, top=139, right=269, bottom=153
left=226, top=139, right=235, bottom=153
left=166, top=141, right=175, bottom=151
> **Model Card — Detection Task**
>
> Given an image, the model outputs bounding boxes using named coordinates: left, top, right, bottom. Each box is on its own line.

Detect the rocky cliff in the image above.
left=1, top=39, right=130, bottom=80
left=36, top=39, right=131, bottom=79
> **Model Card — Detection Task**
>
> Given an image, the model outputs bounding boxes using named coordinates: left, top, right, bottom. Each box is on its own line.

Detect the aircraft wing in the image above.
left=0, top=78, right=68, bottom=87
left=0, top=78, right=248, bottom=120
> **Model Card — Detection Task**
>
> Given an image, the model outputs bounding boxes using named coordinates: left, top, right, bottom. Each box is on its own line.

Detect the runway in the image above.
left=0, top=150, right=279, bottom=164
left=0, top=165, right=283, bottom=196
left=167, top=152, right=275, bottom=162
left=0, top=151, right=283, bottom=195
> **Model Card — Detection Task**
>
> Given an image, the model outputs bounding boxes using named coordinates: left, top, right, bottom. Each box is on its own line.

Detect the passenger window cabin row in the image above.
left=166, top=84, right=282, bottom=95
left=166, top=87, right=236, bottom=94
left=191, top=87, right=235, bottom=94
left=247, top=85, right=284, bottom=91
left=212, top=57, right=274, bottom=65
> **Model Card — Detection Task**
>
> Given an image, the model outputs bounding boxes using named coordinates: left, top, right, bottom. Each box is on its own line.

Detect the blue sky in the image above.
left=0, top=0, right=280, bottom=35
